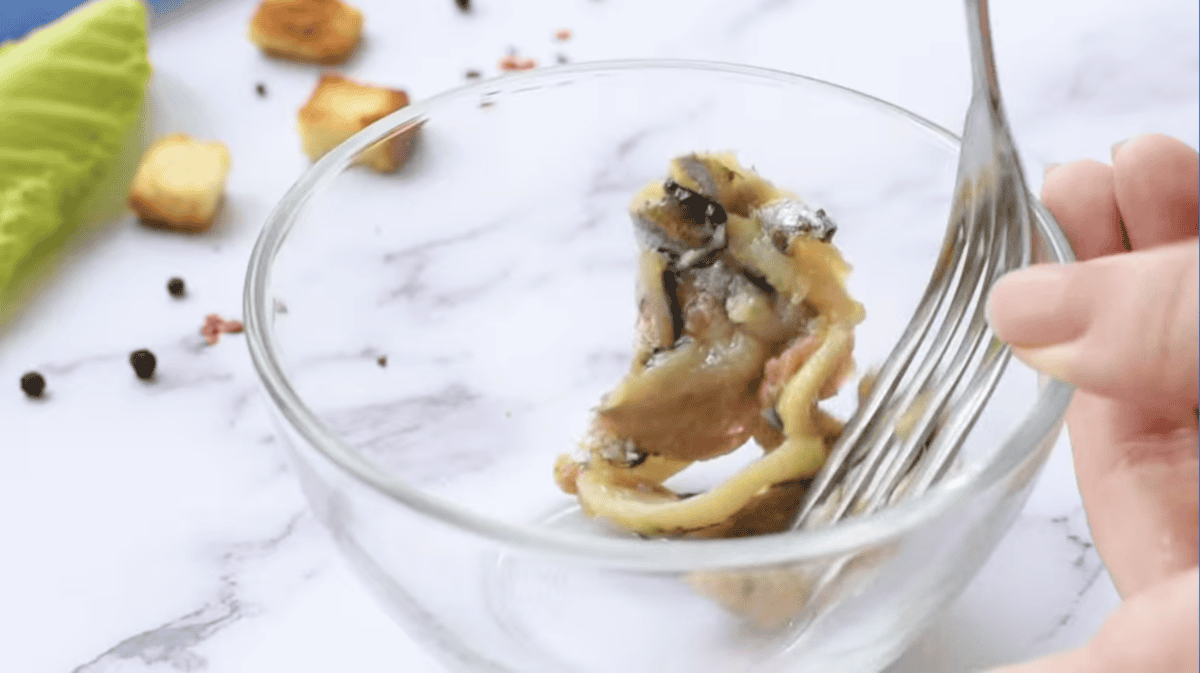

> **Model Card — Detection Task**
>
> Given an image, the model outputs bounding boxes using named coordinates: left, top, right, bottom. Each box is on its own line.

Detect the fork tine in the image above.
left=848, top=177, right=1008, bottom=515
left=791, top=219, right=969, bottom=527
left=795, top=95, right=1036, bottom=531
left=876, top=160, right=1032, bottom=503
left=779, top=0, right=1045, bottom=643
left=904, top=172, right=1032, bottom=494
left=797, top=166, right=1006, bottom=527
left=872, top=280, right=1003, bottom=506
left=820, top=216, right=995, bottom=522
left=783, top=176, right=1022, bottom=633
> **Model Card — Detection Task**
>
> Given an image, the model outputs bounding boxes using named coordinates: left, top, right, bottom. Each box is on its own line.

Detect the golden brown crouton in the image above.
left=297, top=74, right=416, bottom=173
left=249, top=0, right=363, bottom=65
left=129, top=134, right=232, bottom=233
left=498, top=54, right=537, bottom=71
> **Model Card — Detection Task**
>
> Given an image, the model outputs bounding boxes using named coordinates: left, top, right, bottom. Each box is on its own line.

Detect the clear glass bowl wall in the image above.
left=245, top=62, right=1073, bottom=673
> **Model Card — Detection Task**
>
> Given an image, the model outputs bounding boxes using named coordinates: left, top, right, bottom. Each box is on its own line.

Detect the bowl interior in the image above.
left=256, top=63, right=1057, bottom=559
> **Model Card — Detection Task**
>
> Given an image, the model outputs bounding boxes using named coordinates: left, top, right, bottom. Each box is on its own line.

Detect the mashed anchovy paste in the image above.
left=554, top=152, right=865, bottom=539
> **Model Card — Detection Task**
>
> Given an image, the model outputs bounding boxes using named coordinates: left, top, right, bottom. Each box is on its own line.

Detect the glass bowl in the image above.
left=244, top=60, right=1073, bottom=673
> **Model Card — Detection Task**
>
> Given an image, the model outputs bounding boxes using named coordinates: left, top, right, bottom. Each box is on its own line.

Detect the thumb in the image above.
left=986, top=239, right=1198, bottom=413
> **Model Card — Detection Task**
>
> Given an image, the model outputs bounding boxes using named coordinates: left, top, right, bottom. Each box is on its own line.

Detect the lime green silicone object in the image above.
left=0, top=0, right=151, bottom=299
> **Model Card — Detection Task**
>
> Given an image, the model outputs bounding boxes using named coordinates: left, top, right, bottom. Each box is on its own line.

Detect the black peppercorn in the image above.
left=256, top=83, right=267, bottom=97
left=130, top=349, right=157, bottom=380
left=377, top=355, right=388, bottom=367
left=167, top=277, right=186, bottom=298
left=455, top=0, right=470, bottom=11
left=20, top=371, right=45, bottom=398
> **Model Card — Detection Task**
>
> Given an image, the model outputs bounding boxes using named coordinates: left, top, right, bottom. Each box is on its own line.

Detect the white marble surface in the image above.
left=1, top=0, right=1196, bottom=671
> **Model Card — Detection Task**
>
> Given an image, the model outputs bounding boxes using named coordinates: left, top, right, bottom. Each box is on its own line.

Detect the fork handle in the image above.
left=964, top=0, right=1002, bottom=104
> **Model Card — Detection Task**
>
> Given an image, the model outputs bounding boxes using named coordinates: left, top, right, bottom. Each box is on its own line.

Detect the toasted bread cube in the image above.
left=129, top=134, right=232, bottom=232
left=498, top=54, right=537, bottom=71
left=297, top=74, right=416, bottom=173
left=249, top=0, right=363, bottom=65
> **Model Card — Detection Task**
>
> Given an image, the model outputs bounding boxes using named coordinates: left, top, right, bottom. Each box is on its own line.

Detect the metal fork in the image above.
left=770, top=0, right=1038, bottom=638
left=790, top=0, right=1035, bottom=535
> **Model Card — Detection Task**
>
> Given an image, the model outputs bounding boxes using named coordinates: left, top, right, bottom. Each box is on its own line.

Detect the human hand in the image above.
left=984, top=133, right=1199, bottom=672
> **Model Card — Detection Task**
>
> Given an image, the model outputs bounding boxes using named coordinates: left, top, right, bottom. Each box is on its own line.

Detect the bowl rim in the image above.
left=244, top=59, right=1076, bottom=572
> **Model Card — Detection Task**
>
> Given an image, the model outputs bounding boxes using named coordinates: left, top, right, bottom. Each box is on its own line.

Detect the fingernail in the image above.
left=986, top=265, right=1084, bottom=347
left=1111, top=138, right=1128, bottom=160
left=1043, top=162, right=1061, bottom=178
left=1012, top=344, right=1076, bottom=384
